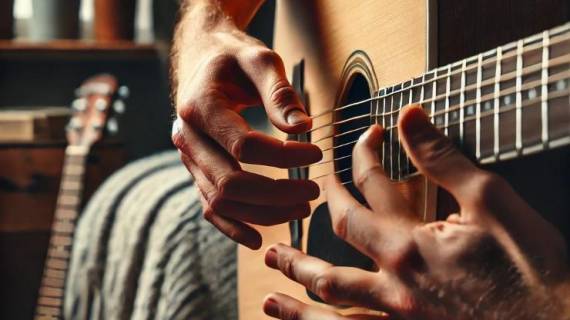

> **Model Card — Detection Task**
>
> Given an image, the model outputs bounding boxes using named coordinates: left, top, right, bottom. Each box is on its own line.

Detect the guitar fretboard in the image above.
left=35, top=146, right=88, bottom=320
left=375, top=23, right=570, bottom=181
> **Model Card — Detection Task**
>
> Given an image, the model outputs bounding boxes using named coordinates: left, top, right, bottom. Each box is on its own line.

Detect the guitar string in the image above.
left=300, top=87, right=570, bottom=175
left=307, top=70, right=570, bottom=137
left=308, top=40, right=570, bottom=122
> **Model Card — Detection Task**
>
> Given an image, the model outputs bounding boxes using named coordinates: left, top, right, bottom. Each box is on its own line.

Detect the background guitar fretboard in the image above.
left=35, top=146, right=88, bottom=319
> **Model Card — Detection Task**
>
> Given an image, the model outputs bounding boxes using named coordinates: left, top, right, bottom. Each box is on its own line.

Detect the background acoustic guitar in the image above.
left=238, top=1, right=570, bottom=318
left=34, top=74, right=127, bottom=320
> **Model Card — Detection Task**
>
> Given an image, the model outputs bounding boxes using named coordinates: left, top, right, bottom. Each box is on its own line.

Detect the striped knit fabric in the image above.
left=64, top=151, right=237, bottom=320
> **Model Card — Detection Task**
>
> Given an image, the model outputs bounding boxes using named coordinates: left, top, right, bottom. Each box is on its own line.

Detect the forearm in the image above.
left=172, top=0, right=265, bottom=102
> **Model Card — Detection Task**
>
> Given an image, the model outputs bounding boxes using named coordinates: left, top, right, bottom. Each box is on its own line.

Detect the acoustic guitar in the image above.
left=34, top=74, right=127, bottom=320
left=238, top=1, right=570, bottom=319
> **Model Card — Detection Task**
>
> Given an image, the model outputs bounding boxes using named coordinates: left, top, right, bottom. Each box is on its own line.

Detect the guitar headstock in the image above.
left=66, top=74, right=128, bottom=147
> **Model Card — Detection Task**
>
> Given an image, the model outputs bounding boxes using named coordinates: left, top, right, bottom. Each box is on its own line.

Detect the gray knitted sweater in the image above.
left=64, top=151, right=237, bottom=320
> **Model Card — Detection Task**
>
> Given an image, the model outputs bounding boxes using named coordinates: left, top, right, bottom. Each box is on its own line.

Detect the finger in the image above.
left=264, top=293, right=348, bottom=320
left=264, top=293, right=386, bottom=320
left=265, top=244, right=410, bottom=314
left=214, top=200, right=310, bottom=226
left=175, top=119, right=320, bottom=205
left=398, top=105, right=485, bottom=204
left=238, top=48, right=312, bottom=133
left=352, top=125, right=413, bottom=216
left=201, top=198, right=262, bottom=250
left=175, top=98, right=322, bottom=167
left=183, top=154, right=262, bottom=249
left=325, top=176, right=416, bottom=269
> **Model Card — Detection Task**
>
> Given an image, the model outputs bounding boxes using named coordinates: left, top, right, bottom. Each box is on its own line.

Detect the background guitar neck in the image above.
left=34, top=146, right=88, bottom=319
left=375, top=23, right=570, bottom=180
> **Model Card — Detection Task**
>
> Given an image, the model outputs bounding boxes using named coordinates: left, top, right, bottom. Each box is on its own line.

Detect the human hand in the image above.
left=262, top=106, right=568, bottom=319
left=171, top=4, right=322, bottom=249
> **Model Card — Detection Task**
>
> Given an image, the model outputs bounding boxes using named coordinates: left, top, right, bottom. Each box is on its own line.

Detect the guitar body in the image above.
left=238, top=1, right=570, bottom=319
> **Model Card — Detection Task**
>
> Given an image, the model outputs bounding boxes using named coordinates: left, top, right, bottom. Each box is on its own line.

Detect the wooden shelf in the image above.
left=0, top=40, right=161, bottom=61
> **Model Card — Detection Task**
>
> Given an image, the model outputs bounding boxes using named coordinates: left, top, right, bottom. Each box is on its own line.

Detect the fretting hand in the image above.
left=262, top=106, right=568, bottom=319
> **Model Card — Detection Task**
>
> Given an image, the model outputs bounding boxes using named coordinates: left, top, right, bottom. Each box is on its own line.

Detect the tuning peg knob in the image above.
left=72, top=98, right=87, bottom=111
left=95, top=98, right=108, bottom=111
left=92, top=119, right=104, bottom=131
left=118, top=86, right=130, bottom=99
left=113, top=100, right=126, bottom=114
left=107, top=117, right=119, bottom=135
left=66, top=118, right=83, bottom=131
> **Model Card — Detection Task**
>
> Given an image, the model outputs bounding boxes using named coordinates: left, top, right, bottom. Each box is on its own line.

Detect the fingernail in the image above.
left=286, top=109, right=309, bottom=125
left=171, top=117, right=182, bottom=137
left=265, top=247, right=278, bottom=267
left=263, top=296, right=279, bottom=316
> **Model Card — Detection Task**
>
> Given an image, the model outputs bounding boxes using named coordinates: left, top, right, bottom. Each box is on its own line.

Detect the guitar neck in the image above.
left=35, top=146, right=89, bottom=320
left=377, top=23, right=570, bottom=180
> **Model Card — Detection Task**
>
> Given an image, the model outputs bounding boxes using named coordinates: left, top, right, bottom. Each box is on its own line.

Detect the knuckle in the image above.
left=229, top=134, right=247, bottom=160
left=214, top=171, right=239, bottom=199
left=178, top=100, right=201, bottom=127
left=353, top=165, right=383, bottom=190
left=269, top=80, right=297, bottom=108
left=313, top=272, right=339, bottom=304
left=249, top=48, right=280, bottom=66
left=207, top=52, right=239, bottom=71
left=332, top=204, right=363, bottom=240
left=332, top=206, right=351, bottom=240
left=280, top=252, right=297, bottom=279
left=202, top=207, right=214, bottom=221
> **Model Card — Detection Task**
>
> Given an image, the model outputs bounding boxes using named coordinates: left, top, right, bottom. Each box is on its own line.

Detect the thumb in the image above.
left=239, top=48, right=312, bottom=134
left=398, top=105, right=482, bottom=204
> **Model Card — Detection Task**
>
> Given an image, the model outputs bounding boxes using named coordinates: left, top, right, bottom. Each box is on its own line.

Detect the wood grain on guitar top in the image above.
left=239, top=1, right=430, bottom=318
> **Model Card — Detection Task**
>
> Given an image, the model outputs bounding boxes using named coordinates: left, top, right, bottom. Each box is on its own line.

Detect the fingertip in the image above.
left=262, top=293, right=280, bottom=317
left=264, top=245, right=279, bottom=268
left=398, top=105, right=431, bottom=135
left=357, top=123, right=384, bottom=146
left=245, top=232, right=263, bottom=250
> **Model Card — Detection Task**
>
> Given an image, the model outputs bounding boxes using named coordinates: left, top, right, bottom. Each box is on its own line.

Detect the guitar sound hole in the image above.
left=307, top=72, right=375, bottom=304
left=334, top=73, right=372, bottom=200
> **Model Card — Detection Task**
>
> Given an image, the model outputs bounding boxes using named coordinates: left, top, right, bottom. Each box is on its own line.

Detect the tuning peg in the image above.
left=118, top=86, right=130, bottom=99
left=95, top=98, right=108, bottom=111
left=66, top=118, right=83, bottom=131
left=72, top=98, right=87, bottom=111
left=92, top=119, right=104, bottom=131
left=113, top=100, right=126, bottom=114
left=107, top=117, right=119, bottom=135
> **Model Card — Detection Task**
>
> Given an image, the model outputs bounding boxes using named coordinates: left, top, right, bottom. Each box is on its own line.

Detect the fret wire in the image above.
left=313, top=126, right=368, bottom=144
left=444, top=65, right=452, bottom=136
left=431, top=73, right=437, bottom=122
left=390, top=93, right=395, bottom=179
left=309, top=56, right=570, bottom=136
left=460, top=60, right=467, bottom=145
left=398, top=89, right=404, bottom=180
left=476, top=54, right=483, bottom=160
left=407, top=80, right=414, bottom=175
left=382, top=94, right=387, bottom=167
left=306, top=88, right=570, bottom=174
left=541, top=31, right=550, bottom=146
left=515, top=40, right=524, bottom=152
left=494, top=47, right=503, bottom=159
